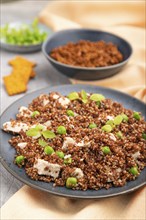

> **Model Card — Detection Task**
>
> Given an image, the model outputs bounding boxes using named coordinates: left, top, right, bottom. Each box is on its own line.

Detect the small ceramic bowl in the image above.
left=0, top=21, right=53, bottom=53
left=42, top=29, right=132, bottom=80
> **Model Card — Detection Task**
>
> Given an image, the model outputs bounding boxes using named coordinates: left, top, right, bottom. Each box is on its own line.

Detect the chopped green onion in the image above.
left=142, top=133, right=146, bottom=140
left=15, top=155, right=25, bottom=164
left=66, top=110, right=74, bottom=117
left=89, top=123, right=97, bottom=129
left=42, top=130, right=56, bottom=139
left=66, top=177, right=77, bottom=188
left=67, top=92, right=79, bottom=100
left=56, top=151, right=64, bottom=159
left=38, top=139, right=47, bottom=147
left=44, top=146, right=54, bottom=155
left=31, top=111, right=40, bottom=117
left=102, top=125, right=112, bottom=132
left=57, top=126, right=66, bottom=135
left=129, top=166, right=138, bottom=175
left=0, top=18, right=47, bottom=45
left=116, top=131, right=123, bottom=139
left=90, top=94, right=105, bottom=102
left=101, top=146, right=111, bottom=155
left=113, top=115, right=123, bottom=125
left=133, top=112, right=141, bottom=120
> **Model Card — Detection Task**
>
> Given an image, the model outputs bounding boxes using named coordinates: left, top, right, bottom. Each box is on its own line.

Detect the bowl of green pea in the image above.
left=0, top=18, right=53, bottom=53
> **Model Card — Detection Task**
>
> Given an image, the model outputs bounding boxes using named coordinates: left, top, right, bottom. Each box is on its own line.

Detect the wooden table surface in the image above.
left=1, top=0, right=70, bottom=207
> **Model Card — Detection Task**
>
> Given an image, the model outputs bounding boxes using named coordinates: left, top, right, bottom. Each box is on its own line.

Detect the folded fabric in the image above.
left=1, top=185, right=145, bottom=220
left=39, top=1, right=145, bottom=29
left=39, top=1, right=146, bottom=103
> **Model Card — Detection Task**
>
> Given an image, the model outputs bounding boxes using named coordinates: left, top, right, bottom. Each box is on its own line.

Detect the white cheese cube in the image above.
left=72, top=168, right=84, bottom=179
left=3, top=121, right=29, bottom=133
left=44, top=120, right=51, bottom=127
left=107, top=115, right=114, bottom=120
left=52, top=94, right=59, bottom=99
left=58, top=97, right=70, bottom=107
left=17, top=106, right=32, bottom=117
left=62, top=137, right=76, bottom=150
left=34, top=159, right=61, bottom=178
left=17, top=142, right=27, bottom=149
left=77, top=140, right=90, bottom=147
left=109, top=133, right=117, bottom=141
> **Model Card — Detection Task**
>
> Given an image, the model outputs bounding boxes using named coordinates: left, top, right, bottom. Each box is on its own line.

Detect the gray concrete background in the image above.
left=1, top=0, right=71, bottom=207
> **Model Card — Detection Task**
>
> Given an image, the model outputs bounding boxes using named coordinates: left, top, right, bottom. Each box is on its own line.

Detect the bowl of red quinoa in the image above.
left=0, top=84, right=145, bottom=199
left=42, top=29, right=132, bottom=80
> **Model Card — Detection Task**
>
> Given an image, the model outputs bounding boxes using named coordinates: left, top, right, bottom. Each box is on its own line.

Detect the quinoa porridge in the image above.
left=2, top=90, right=146, bottom=190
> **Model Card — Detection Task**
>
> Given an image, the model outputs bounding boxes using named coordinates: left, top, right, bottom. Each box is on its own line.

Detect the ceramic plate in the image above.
left=0, top=21, right=53, bottom=53
left=42, top=29, right=132, bottom=80
left=0, top=85, right=145, bottom=199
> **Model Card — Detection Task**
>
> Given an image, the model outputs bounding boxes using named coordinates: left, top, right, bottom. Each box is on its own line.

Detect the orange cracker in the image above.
left=12, top=66, right=32, bottom=83
left=3, top=75, right=27, bottom=96
left=9, top=56, right=36, bottom=67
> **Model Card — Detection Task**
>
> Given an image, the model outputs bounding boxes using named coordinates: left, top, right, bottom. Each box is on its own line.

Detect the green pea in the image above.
left=64, top=158, right=72, bottom=164
left=57, top=126, right=66, bottom=135
left=66, top=110, right=74, bottom=117
left=116, top=131, right=123, bottom=139
left=15, top=155, right=25, bottom=164
left=102, top=125, right=112, bottom=132
left=101, top=146, right=111, bottom=155
left=113, top=115, right=123, bottom=125
left=56, top=151, right=64, bottom=159
left=142, top=133, right=146, bottom=140
left=133, top=112, right=141, bottom=120
left=89, top=123, right=97, bottom=129
left=31, top=111, right=40, bottom=117
left=44, top=146, right=54, bottom=155
left=129, top=166, right=138, bottom=175
left=66, top=177, right=77, bottom=188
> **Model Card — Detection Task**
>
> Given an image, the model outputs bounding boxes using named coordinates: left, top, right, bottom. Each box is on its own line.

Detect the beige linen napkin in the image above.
left=39, top=0, right=146, bottom=102
left=1, top=185, right=146, bottom=220
left=1, top=1, right=146, bottom=220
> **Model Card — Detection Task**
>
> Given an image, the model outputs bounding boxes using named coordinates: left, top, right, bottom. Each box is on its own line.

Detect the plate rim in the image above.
left=0, top=84, right=146, bottom=199
left=0, top=157, right=145, bottom=199
left=1, top=84, right=145, bottom=114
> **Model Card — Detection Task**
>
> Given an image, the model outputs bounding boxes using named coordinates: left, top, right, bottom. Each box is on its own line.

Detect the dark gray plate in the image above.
left=0, top=85, right=146, bottom=199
